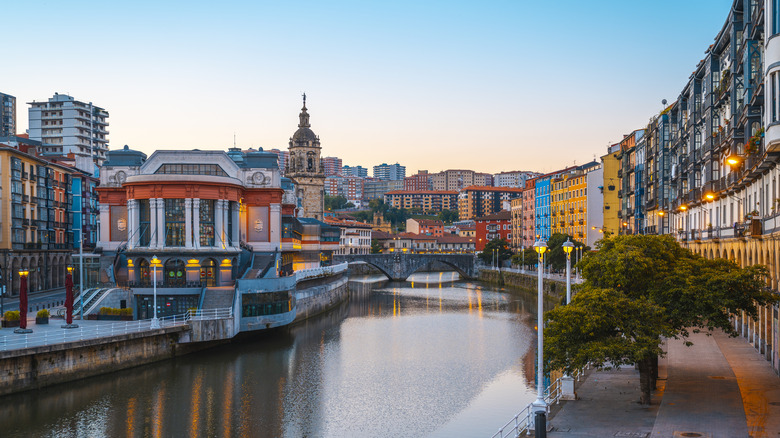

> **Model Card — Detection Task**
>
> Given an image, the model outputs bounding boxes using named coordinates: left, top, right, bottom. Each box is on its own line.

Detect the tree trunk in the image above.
left=638, top=356, right=653, bottom=405
left=651, top=354, right=659, bottom=390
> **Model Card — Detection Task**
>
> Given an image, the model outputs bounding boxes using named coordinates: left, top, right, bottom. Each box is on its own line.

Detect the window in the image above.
left=138, top=199, right=151, bottom=246
left=199, top=200, right=215, bottom=247
left=165, top=199, right=186, bottom=247
left=155, top=164, right=228, bottom=176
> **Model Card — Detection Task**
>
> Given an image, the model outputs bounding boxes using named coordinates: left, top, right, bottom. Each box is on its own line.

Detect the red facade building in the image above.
left=474, top=210, right=511, bottom=252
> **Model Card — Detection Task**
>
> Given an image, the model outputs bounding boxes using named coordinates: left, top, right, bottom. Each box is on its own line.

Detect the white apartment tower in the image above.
left=28, top=93, right=109, bottom=170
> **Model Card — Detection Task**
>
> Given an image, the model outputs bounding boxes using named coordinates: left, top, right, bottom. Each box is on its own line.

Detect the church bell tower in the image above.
left=286, top=94, right=325, bottom=220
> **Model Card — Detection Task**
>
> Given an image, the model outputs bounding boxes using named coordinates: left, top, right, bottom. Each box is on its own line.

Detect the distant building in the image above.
left=322, top=156, right=343, bottom=176
left=404, top=170, right=431, bottom=191
left=0, top=92, right=16, bottom=136
left=325, top=218, right=372, bottom=255
left=342, top=165, right=368, bottom=178
left=474, top=210, right=512, bottom=252
left=364, top=179, right=403, bottom=201
left=457, top=186, right=524, bottom=220
left=406, top=218, right=444, bottom=236
left=430, top=169, right=492, bottom=191
left=325, top=175, right=364, bottom=201
left=384, top=190, right=458, bottom=213
left=28, top=93, right=109, bottom=169
left=268, top=149, right=289, bottom=176
left=493, top=170, right=540, bottom=188
left=373, top=162, right=406, bottom=181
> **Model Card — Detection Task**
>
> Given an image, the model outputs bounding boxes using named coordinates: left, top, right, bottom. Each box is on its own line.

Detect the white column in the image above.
left=232, top=202, right=240, bottom=249
left=156, top=198, right=165, bottom=248
left=270, top=203, right=281, bottom=249
left=148, top=199, right=158, bottom=249
left=185, top=198, right=193, bottom=249
left=193, top=199, right=201, bottom=249
left=215, top=199, right=224, bottom=249
left=99, top=204, right=111, bottom=246
left=223, top=200, right=230, bottom=248
left=127, top=199, right=137, bottom=249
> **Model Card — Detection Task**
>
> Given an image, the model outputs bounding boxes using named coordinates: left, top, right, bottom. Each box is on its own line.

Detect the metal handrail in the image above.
left=491, top=366, right=587, bottom=438
left=0, top=308, right=234, bottom=352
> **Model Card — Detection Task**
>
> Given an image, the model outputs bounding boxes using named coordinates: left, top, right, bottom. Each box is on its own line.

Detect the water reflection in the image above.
left=0, top=272, right=542, bottom=438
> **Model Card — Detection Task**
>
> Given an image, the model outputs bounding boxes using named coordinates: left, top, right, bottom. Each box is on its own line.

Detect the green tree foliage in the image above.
left=544, top=234, right=776, bottom=405
left=370, top=239, right=383, bottom=254
left=324, top=195, right=354, bottom=211
left=546, top=233, right=587, bottom=272
left=478, top=238, right=512, bottom=264
left=511, top=248, right=538, bottom=269
left=437, top=209, right=459, bottom=224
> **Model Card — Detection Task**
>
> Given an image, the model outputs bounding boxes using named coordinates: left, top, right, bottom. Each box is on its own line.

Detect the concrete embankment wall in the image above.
left=0, top=326, right=221, bottom=397
left=479, top=270, right=567, bottom=299
left=294, top=274, right=349, bottom=322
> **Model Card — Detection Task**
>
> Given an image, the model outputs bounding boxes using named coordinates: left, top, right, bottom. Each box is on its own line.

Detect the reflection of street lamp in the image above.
left=532, top=239, right=548, bottom=437
left=151, top=256, right=161, bottom=329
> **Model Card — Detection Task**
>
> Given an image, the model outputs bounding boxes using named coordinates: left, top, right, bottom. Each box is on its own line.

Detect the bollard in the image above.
left=535, top=412, right=546, bottom=438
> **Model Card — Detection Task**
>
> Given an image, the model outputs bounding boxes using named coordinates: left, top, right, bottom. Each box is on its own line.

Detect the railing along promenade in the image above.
left=0, top=307, right=233, bottom=352
left=491, top=366, right=588, bottom=438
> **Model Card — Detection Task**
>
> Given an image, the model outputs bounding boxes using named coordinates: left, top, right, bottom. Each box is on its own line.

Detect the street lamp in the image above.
left=63, top=266, right=78, bottom=328
left=562, top=239, right=574, bottom=304
left=15, top=269, right=32, bottom=334
left=151, top=256, right=161, bottom=329
left=532, top=238, right=548, bottom=437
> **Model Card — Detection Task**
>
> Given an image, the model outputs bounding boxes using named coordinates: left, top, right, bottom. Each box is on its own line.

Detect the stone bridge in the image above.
left=333, top=253, right=477, bottom=281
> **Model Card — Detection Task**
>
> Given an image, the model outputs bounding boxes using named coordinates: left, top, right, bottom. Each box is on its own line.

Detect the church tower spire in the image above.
left=286, top=94, right=325, bottom=220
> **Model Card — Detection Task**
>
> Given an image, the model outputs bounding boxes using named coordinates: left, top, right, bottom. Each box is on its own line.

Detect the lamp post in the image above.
left=532, top=238, right=548, bottom=437
left=151, top=255, right=160, bottom=329
left=562, top=239, right=574, bottom=304
left=15, top=269, right=32, bottom=334
left=63, top=266, right=78, bottom=328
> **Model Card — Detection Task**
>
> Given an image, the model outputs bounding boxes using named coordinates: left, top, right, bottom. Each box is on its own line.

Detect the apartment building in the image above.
left=384, top=190, right=458, bottom=212
left=28, top=93, right=109, bottom=170
left=0, top=143, right=76, bottom=296
left=605, top=0, right=780, bottom=374
left=522, top=179, right=536, bottom=247
left=0, top=92, right=15, bottom=136
left=404, top=170, right=432, bottom=191
left=373, top=163, right=406, bottom=180
left=474, top=210, right=511, bottom=252
left=510, top=197, right=523, bottom=251
left=493, top=170, right=539, bottom=188
left=457, top=186, right=524, bottom=220
left=322, top=156, right=343, bottom=176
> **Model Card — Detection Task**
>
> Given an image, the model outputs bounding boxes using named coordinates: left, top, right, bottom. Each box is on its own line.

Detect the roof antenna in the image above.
left=233, top=132, right=236, bottom=148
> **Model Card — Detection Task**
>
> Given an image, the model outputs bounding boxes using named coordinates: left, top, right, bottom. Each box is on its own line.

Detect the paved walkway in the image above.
left=0, top=316, right=185, bottom=353
left=548, top=330, right=780, bottom=438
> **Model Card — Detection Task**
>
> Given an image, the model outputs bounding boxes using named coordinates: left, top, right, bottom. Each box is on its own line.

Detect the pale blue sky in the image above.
left=2, top=0, right=733, bottom=174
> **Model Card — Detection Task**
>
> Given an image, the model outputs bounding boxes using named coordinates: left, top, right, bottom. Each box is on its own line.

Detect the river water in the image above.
left=0, top=273, right=543, bottom=438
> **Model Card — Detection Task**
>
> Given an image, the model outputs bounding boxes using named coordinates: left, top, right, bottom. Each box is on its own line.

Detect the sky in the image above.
left=2, top=0, right=735, bottom=175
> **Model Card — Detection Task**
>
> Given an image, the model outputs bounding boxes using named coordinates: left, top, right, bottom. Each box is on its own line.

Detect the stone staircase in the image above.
left=201, top=286, right=235, bottom=310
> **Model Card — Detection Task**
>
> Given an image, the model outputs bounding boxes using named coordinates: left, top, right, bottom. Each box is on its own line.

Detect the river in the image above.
left=0, top=272, right=543, bottom=438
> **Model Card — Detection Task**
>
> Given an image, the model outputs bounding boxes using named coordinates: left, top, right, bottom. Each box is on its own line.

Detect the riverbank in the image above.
left=479, top=269, right=573, bottom=300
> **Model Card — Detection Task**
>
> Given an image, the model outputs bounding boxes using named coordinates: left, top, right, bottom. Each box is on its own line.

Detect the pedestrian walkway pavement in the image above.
left=548, top=330, right=780, bottom=438
left=0, top=316, right=187, bottom=353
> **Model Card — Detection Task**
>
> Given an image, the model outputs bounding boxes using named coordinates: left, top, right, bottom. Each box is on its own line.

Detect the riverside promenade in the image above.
left=548, top=330, right=780, bottom=438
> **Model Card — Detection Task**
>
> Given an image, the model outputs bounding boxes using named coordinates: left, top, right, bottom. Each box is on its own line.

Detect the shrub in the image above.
left=99, top=307, right=113, bottom=315
left=119, top=308, right=133, bottom=316
left=36, top=309, right=50, bottom=318
left=4, top=311, right=20, bottom=321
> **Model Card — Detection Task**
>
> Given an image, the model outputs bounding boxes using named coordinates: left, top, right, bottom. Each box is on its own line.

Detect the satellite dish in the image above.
left=662, top=99, right=668, bottom=106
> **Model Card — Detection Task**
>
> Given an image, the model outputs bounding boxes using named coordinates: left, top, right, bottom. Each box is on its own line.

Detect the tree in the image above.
left=324, top=195, right=352, bottom=211
left=370, top=239, right=383, bottom=254
left=545, top=233, right=587, bottom=272
left=478, top=238, right=512, bottom=265
left=511, top=248, right=537, bottom=269
left=437, top=209, right=459, bottom=224
left=544, top=287, right=674, bottom=405
left=544, top=234, right=776, bottom=405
